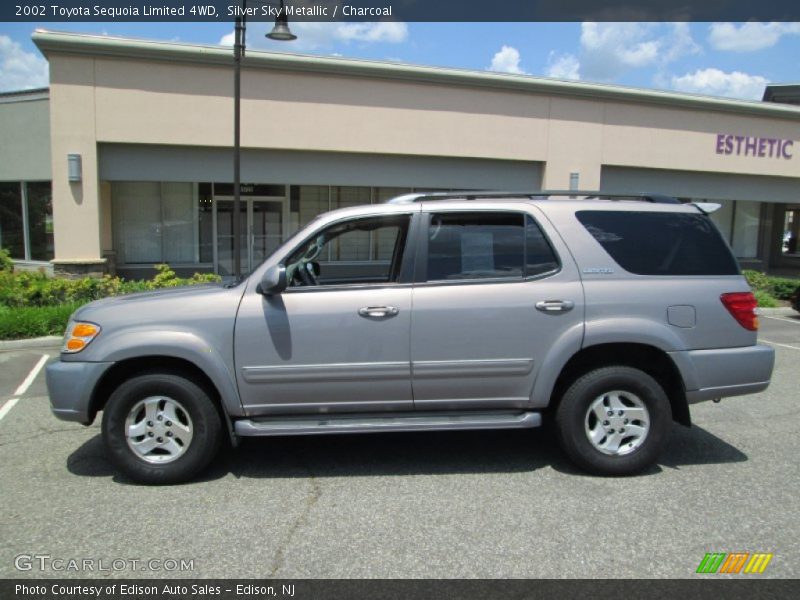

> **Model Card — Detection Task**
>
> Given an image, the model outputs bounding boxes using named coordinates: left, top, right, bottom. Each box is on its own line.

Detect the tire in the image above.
left=555, top=366, right=672, bottom=476
left=102, top=371, right=222, bottom=484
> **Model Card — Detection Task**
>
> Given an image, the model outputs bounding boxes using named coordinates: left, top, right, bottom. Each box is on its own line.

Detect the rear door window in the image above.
left=425, top=212, right=559, bottom=281
left=576, top=210, right=739, bottom=276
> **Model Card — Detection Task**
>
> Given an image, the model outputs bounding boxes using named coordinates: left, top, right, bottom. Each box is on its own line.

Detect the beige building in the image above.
left=1, top=30, right=799, bottom=277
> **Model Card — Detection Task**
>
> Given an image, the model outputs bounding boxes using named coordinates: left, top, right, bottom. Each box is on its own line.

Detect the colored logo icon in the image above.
left=696, top=552, right=773, bottom=574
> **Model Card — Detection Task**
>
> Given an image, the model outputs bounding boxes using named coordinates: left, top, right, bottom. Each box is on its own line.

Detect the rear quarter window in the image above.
left=576, top=210, right=739, bottom=276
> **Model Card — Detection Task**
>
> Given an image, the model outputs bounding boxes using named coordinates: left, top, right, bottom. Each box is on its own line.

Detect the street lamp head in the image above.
left=267, top=18, right=297, bottom=41
left=266, top=1, right=297, bottom=41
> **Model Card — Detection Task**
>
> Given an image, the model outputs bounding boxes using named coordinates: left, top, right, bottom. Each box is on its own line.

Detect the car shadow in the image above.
left=66, top=422, right=747, bottom=485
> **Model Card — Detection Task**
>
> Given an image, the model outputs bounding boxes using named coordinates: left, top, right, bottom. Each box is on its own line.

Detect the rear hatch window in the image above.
left=576, top=210, right=739, bottom=276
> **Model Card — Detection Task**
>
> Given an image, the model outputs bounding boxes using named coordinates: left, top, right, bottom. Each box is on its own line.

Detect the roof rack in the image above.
left=386, top=190, right=681, bottom=205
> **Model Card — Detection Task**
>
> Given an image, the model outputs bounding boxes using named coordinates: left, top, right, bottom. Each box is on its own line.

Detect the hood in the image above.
left=72, top=283, right=243, bottom=327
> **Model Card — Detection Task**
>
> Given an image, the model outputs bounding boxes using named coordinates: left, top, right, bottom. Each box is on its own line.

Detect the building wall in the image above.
left=0, top=93, right=51, bottom=181
left=36, top=36, right=800, bottom=272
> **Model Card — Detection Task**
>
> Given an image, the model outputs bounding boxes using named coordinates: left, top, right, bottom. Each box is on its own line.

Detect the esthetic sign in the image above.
left=715, top=133, right=794, bottom=159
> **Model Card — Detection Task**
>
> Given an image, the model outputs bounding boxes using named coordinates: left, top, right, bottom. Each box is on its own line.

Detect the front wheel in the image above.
left=555, top=366, right=672, bottom=476
left=102, top=372, right=222, bottom=484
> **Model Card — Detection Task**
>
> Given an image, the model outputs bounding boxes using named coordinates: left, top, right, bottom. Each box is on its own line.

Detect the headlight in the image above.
left=62, top=321, right=101, bottom=353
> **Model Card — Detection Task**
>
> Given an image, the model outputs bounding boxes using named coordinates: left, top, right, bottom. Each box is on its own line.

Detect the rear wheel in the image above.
left=102, top=372, right=222, bottom=484
left=555, top=366, right=671, bottom=475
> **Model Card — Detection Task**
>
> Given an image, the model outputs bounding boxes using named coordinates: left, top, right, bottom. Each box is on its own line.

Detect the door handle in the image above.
left=535, top=300, right=575, bottom=313
left=358, top=306, right=400, bottom=319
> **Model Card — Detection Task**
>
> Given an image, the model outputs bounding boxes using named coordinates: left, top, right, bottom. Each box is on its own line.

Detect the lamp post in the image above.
left=233, top=0, right=296, bottom=280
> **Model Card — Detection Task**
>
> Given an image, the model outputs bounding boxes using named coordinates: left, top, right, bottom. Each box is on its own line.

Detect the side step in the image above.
left=234, top=411, right=541, bottom=437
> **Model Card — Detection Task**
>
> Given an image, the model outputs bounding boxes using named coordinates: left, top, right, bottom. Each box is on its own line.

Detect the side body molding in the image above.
left=96, top=329, right=244, bottom=417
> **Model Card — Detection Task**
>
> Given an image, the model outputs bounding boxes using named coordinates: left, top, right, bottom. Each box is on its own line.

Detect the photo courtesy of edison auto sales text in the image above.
left=15, top=584, right=295, bottom=596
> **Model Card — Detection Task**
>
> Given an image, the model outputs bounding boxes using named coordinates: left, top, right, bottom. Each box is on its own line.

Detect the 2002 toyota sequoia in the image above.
left=46, top=191, right=775, bottom=483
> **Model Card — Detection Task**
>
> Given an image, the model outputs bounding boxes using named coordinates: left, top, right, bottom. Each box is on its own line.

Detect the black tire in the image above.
left=102, top=371, right=222, bottom=484
left=555, top=366, right=672, bottom=476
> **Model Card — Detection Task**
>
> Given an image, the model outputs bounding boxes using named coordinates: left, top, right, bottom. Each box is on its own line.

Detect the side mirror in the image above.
left=258, top=264, right=287, bottom=295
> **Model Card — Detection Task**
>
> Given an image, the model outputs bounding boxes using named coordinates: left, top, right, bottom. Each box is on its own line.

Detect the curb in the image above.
left=0, top=336, right=62, bottom=351
left=758, top=307, right=799, bottom=316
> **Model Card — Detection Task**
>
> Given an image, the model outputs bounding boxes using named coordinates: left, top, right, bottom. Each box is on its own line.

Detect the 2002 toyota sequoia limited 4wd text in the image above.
left=46, top=191, right=775, bottom=483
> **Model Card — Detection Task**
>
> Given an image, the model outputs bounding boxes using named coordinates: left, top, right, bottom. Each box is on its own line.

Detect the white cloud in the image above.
left=671, top=68, right=769, bottom=100
left=546, top=52, right=580, bottom=80
left=335, top=22, right=408, bottom=43
left=220, top=21, right=408, bottom=52
left=708, top=22, right=800, bottom=52
left=489, top=45, right=524, bottom=74
left=663, top=22, right=702, bottom=63
left=579, top=22, right=700, bottom=80
left=0, top=35, right=48, bottom=92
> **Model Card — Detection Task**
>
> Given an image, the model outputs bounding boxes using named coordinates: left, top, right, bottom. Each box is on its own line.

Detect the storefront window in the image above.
left=26, top=181, right=54, bottom=261
left=0, top=182, right=25, bottom=259
left=331, top=187, right=372, bottom=260
left=293, top=185, right=329, bottom=228
left=781, top=206, right=800, bottom=257
left=112, top=182, right=198, bottom=264
left=731, top=201, right=760, bottom=259
left=708, top=200, right=733, bottom=245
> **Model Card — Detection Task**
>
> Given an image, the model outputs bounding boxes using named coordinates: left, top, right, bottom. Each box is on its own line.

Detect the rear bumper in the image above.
left=669, top=344, right=775, bottom=404
left=45, top=359, right=114, bottom=425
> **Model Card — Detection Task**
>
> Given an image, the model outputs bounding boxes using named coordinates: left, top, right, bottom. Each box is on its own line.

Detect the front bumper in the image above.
left=668, top=344, right=775, bottom=404
left=45, top=359, right=114, bottom=425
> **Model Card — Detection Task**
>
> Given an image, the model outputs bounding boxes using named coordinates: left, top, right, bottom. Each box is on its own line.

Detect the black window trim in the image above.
left=413, top=208, right=562, bottom=286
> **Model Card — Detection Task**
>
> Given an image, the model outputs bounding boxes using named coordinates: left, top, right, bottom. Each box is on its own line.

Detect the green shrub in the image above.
left=768, top=277, right=800, bottom=301
left=0, top=303, right=80, bottom=339
left=743, top=269, right=770, bottom=291
left=753, top=289, right=779, bottom=308
left=0, top=267, right=221, bottom=309
left=0, top=248, right=12, bottom=272
left=743, top=269, right=800, bottom=301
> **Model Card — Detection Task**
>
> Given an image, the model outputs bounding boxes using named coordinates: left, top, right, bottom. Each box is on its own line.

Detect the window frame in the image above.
left=280, top=211, right=419, bottom=294
left=413, top=208, right=561, bottom=286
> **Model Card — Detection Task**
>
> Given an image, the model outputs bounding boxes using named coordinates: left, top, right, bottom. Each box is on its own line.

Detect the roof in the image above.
left=31, top=29, right=800, bottom=121
left=763, top=84, right=800, bottom=105
left=0, top=87, right=49, bottom=104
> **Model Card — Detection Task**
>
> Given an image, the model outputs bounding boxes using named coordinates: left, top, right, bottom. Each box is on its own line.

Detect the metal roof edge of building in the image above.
left=0, top=87, right=50, bottom=104
left=32, top=29, right=800, bottom=121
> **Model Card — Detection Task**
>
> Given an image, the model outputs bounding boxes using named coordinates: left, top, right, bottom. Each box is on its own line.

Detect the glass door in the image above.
left=214, top=197, right=285, bottom=276
left=215, top=199, right=248, bottom=277
left=251, top=200, right=285, bottom=269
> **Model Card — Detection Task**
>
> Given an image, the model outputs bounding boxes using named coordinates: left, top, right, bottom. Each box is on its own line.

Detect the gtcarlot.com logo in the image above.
left=14, top=554, right=194, bottom=572
left=696, top=552, right=773, bottom=574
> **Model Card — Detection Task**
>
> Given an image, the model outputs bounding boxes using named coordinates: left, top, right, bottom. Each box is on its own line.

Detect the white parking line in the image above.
left=762, top=339, right=800, bottom=351
left=14, top=354, right=49, bottom=397
left=763, top=315, right=800, bottom=326
left=0, top=398, right=20, bottom=422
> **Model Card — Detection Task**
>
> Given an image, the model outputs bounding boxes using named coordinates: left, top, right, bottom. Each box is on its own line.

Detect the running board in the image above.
left=234, top=411, right=541, bottom=437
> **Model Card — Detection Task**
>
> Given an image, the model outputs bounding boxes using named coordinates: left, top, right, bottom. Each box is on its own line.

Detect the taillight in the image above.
left=720, top=292, right=758, bottom=331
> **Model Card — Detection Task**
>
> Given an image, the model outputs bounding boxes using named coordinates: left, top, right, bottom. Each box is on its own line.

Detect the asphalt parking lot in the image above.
left=0, top=314, right=798, bottom=579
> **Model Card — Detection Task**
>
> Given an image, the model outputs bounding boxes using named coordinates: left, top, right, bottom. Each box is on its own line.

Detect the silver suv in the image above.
left=46, top=192, right=775, bottom=483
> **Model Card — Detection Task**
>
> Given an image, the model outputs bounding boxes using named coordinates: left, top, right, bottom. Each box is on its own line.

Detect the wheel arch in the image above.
left=548, top=342, right=691, bottom=426
left=89, top=355, right=237, bottom=444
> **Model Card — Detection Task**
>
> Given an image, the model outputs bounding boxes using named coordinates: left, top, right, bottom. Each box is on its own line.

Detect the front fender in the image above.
left=84, top=328, right=243, bottom=417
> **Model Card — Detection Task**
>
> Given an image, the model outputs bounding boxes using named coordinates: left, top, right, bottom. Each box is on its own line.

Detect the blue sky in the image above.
left=1, top=21, right=799, bottom=99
